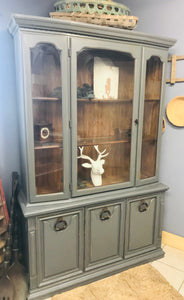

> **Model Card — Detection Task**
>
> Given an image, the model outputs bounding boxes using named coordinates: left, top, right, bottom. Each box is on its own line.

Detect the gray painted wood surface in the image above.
left=37, top=209, right=83, bottom=285
left=85, top=202, right=124, bottom=270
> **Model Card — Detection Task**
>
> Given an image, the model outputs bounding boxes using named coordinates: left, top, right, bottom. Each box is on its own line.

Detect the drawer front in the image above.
left=125, top=196, right=159, bottom=257
left=37, top=209, right=83, bottom=284
left=85, top=202, right=124, bottom=269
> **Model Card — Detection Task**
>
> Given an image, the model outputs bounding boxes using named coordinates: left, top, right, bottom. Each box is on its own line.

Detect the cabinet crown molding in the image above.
left=8, top=14, right=176, bottom=49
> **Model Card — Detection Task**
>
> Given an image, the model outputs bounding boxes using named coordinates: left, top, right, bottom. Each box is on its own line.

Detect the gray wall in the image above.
left=0, top=0, right=183, bottom=237
left=0, top=0, right=56, bottom=204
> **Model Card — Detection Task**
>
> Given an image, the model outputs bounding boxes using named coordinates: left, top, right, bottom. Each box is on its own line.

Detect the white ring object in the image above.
left=41, top=127, right=50, bottom=139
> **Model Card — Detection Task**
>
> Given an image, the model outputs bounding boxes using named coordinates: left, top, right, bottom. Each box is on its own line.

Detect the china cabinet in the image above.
left=8, top=14, right=175, bottom=300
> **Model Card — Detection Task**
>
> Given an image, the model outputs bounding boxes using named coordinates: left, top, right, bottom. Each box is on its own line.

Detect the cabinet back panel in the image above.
left=35, top=148, right=63, bottom=194
left=77, top=102, right=132, bottom=138
left=77, top=49, right=134, bottom=101
left=33, top=101, right=63, bottom=143
left=77, top=143, right=131, bottom=188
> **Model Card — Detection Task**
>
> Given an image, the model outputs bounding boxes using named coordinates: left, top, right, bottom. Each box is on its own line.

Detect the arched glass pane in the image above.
left=140, top=56, right=163, bottom=179
left=31, top=43, right=63, bottom=195
left=77, top=48, right=135, bottom=189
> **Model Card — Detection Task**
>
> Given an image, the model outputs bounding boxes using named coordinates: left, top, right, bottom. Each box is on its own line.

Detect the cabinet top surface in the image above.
left=9, top=14, right=176, bottom=48
left=19, top=182, right=168, bottom=217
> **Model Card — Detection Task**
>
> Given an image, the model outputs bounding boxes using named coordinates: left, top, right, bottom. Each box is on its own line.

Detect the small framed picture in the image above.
left=93, top=57, right=119, bottom=100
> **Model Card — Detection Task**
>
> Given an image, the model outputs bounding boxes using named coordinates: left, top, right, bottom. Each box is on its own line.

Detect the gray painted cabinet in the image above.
left=8, top=14, right=175, bottom=300
left=85, top=201, right=124, bottom=270
left=125, top=195, right=161, bottom=258
left=37, top=209, right=84, bottom=284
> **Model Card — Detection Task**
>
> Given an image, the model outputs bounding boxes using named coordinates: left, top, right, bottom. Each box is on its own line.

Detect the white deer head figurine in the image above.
left=78, top=145, right=109, bottom=187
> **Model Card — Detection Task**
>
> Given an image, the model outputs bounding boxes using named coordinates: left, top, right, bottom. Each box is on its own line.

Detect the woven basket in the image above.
left=50, top=12, right=138, bottom=29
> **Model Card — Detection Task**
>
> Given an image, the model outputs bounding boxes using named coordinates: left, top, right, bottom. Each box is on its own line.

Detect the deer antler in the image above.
left=94, top=145, right=109, bottom=160
left=77, top=146, right=94, bottom=163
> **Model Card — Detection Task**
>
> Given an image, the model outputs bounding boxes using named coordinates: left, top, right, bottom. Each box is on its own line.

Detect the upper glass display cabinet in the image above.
left=18, top=31, right=168, bottom=201
left=71, top=38, right=141, bottom=195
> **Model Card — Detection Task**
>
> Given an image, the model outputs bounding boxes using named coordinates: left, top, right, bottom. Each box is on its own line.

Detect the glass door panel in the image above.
left=31, top=43, right=63, bottom=195
left=140, top=56, right=162, bottom=179
left=77, top=48, right=135, bottom=190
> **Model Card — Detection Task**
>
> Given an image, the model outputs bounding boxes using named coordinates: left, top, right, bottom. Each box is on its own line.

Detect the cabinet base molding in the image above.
left=162, top=231, right=184, bottom=251
left=27, top=248, right=164, bottom=300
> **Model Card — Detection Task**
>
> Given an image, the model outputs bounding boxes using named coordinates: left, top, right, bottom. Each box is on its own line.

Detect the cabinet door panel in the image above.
left=21, top=32, right=70, bottom=201
left=125, top=196, right=159, bottom=258
left=85, top=202, right=124, bottom=269
left=136, top=47, right=168, bottom=185
left=71, top=37, right=141, bottom=196
left=37, top=210, right=83, bottom=284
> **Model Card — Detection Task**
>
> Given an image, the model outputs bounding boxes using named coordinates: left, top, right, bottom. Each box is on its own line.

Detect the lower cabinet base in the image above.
left=27, top=248, right=164, bottom=300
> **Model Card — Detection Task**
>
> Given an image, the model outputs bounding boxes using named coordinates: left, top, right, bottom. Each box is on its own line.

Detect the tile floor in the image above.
left=151, top=244, right=184, bottom=296
left=45, top=245, right=184, bottom=300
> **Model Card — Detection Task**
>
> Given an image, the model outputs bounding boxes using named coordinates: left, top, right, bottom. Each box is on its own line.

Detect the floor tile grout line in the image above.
left=153, top=260, right=184, bottom=273
left=163, top=245, right=184, bottom=254
left=178, top=279, right=184, bottom=292
left=162, top=244, right=166, bottom=250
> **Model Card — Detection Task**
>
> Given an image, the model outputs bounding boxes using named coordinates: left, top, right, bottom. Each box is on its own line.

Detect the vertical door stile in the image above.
left=130, top=48, right=142, bottom=186
left=70, top=38, right=78, bottom=196
left=136, top=46, right=147, bottom=185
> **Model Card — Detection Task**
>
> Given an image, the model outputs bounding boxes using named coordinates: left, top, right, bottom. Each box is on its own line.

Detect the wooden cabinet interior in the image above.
left=77, top=49, right=134, bottom=188
left=77, top=143, right=130, bottom=189
left=140, top=56, right=162, bottom=179
left=35, top=148, right=63, bottom=195
left=77, top=48, right=134, bottom=101
left=31, top=43, right=62, bottom=98
left=31, top=43, right=63, bottom=194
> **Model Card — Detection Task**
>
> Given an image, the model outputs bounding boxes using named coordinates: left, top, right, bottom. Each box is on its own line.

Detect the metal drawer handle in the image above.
left=54, top=217, right=67, bottom=231
left=138, top=201, right=149, bottom=213
left=100, top=208, right=111, bottom=221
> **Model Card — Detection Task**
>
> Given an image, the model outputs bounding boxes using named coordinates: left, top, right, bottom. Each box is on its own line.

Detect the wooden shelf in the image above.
left=145, top=99, right=160, bottom=102
left=32, top=96, right=59, bottom=101
left=78, top=175, right=129, bottom=189
left=142, top=137, right=157, bottom=143
left=34, top=142, right=62, bottom=150
left=77, top=136, right=131, bottom=147
left=140, top=172, right=154, bottom=179
left=77, top=98, right=133, bottom=103
left=36, top=184, right=63, bottom=195
left=36, top=166, right=63, bottom=177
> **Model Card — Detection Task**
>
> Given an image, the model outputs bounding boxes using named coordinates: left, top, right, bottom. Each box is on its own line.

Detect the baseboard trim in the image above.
left=162, top=231, right=184, bottom=251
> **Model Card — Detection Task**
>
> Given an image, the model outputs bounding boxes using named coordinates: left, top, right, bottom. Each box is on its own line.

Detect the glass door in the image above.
left=71, top=37, right=141, bottom=196
left=136, top=48, right=167, bottom=185
left=23, top=33, right=70, bottom=201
